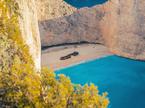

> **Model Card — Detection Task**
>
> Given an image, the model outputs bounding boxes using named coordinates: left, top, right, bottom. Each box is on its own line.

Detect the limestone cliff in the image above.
left=39, top=7, right=105, bottom=47
left=38, top=0, right=145, bottom=60
left=101, top=0, right=145, bottom=60
left=36, top=0, right=76, bottom=21
left=36, top=0, right=107, bottom=47
left=17, top=0, right=41, bottom=70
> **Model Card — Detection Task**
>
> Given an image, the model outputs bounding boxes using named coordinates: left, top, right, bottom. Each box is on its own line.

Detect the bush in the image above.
left=0, top=0, right=109, bottom=108
left=0, top=65, right=109, bottom=108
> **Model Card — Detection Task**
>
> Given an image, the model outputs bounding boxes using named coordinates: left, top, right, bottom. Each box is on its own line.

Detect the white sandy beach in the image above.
left=41, top=44, right=112, bottom=70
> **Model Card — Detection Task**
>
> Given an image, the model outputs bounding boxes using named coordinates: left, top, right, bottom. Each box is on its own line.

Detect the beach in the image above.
left=41, top=44, right=112, bottom=70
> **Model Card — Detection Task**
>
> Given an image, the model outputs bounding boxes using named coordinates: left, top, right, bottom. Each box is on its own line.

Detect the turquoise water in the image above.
left=64, top=0, right=107, bottom=8
left=56, top=55, right=145, bottom=108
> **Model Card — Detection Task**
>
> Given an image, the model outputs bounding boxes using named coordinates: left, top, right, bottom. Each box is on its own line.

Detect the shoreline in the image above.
left=55, top=54, right=113, bottom=71
left=41, top=44, right=112, bottom=70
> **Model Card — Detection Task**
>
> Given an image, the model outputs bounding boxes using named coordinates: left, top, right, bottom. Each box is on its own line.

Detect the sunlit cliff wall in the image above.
left=17, top=0, right=41, bottom=70
left=37, top=0, right=145, bottom=60
left=101, top=0, right=145, bottom=60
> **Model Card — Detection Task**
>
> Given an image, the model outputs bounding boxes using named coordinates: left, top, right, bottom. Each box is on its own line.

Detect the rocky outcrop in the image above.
left=101, top=0, right=145, bottom=60
left=38, top=0, right=145, bottom=60
left=36, top=0, right=76, bottom=21
left=17, top=0, right=41, bottom=70
left=39, top=7, right=105, bottom=47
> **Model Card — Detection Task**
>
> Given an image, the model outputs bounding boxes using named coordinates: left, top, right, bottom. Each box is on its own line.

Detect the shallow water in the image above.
left=56, top=55, right=145, bottom=108
left=64, top=0, right=107, bottom=8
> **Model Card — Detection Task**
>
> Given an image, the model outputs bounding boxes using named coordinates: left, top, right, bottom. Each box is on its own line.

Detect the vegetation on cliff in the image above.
left=0, top=0, right=109, bottom=107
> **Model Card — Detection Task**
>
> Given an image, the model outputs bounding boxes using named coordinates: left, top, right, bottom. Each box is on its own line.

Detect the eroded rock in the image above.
left=101, top=0, right=145, bottom=60
left=37, top=0, right=145, bottom=60
left=17, top=0, right=41, bottom=70
left=36, top=0, right=76, bottom=21
left=39, top=7, right=105, bottom=46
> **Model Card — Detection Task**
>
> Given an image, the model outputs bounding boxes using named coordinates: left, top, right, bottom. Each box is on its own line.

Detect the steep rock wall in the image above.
left=38, top=0, right=145, bottom=60
left=17, top=0, right=41, bottom=70
left=36, top=0, right=76, bottom=21
left=39, top=7, right=105, bottom=46
left=36, top=0, right=106, bottom=46
left=101, top=0, right=145, bottom=60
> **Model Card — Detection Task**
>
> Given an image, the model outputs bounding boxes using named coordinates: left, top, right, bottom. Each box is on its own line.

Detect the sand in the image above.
left=41, top=44, right=112, bottom=70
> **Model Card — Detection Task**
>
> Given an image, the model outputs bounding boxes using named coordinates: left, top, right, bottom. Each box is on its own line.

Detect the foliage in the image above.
left=0, top=0, right=109, bottom=108
left=0, top=0, right=34, bottom=65
left=40, top=68, right=109, bottom=108
left=0, top=65, right=109, bottom=108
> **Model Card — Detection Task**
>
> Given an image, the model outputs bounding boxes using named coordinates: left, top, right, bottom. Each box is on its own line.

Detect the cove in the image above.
left=56, top=55, right=145, bottom=108
left=64, top=0, right=108, bottom=8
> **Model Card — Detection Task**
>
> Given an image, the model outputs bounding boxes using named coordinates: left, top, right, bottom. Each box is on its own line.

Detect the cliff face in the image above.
left=36, top=0, right=106, bottom=46
left=17, top=0, right=41, bottom=70
left=101, top=0, right=145, bottom=60
left=39, top=7, right=105, bottom=46
left=38, top=0, right=145, bottom=60
left=36, top=0, right=76, bottom=21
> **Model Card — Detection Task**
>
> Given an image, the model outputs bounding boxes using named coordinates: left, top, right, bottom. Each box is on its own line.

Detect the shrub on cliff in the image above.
left=0, top=64, right=109, bottom=108
left=0, top=0, right=109, bottom=108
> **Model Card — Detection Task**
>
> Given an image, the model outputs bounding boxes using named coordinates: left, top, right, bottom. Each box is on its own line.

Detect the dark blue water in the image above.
left=64, top=0, right=108, bottom=8
left=56, top=55, right=145, bottom=108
